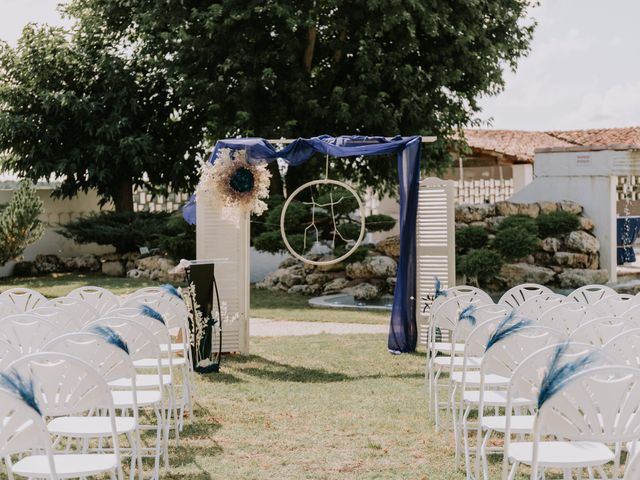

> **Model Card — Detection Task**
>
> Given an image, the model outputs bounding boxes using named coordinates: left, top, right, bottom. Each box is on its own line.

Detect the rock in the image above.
left=127, top=268, right=146, bottom=279
left=102, top=260, right=125, bottom=277
left=376, top=235, right=401, bottom=258
left=365, top=256, right=397, bottom=278
left=522, top=255, right=535, bottom=265
left=498, top=263, right=556, bottom=287
left=455, top=204, right=495, bottom=223
left=554, top=252, right=590, bottom=269
left=264, top=268, right=303, bottom=288
left=579, top=217, right=595, bottom=232
left=279, top=257, right=299, bottom=269
left=280, top=272, right=303, bottom=287
left=288, top=284, right=322, bottom=295
left=469, top=221, right=488, bottom=229
left=586, top=254, right=599, bottom=270
left=558, top=269, right=609, bottom=288
left=495, top=201, right=519, bottom=217
left=34, top=254, right=61, bottom=274
left=306, top=273, right=329, bottom=285
left=323, top=278, right=350, bottom=294
left=456, top=222, right=469, bottom=230
left=539, top=237, right=561, bottom=253
left=516, top=202, right=540, bottom=218
left=485, top=216, right=506, bottom=232
left=350, top=282, right=380, bottom=301
left=537, top=201, right=558, bottom=214
left=101, top=253, right=122, bottom=263
left=13, top=261, right=36, bottom=277
left=315, top=256, right=345, bottom=272
left=60, top=254, right=101, bottom=272
left=387, top=277, right=397, bottom=291
left=346, top=262, right=372, bottom=280
left=566, top=231, right=600, bottom=254
left=533, top=252, right=554, bottom=266
left=135, top=255, right=175, bottom=272
left=558, top=200, right=583, bottom=215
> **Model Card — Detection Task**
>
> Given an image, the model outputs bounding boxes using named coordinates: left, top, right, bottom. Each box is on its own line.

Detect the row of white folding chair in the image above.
left=0, top=317, right=169, bottom=479
left=0, top=351, right=127, bottom=480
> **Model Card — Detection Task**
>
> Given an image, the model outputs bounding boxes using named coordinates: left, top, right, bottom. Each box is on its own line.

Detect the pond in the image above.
left=309, top=293, right=394, bottom=311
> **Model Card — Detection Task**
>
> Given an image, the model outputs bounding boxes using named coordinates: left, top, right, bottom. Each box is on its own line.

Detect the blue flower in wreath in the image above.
left=229, top=167, right=255, bottom=193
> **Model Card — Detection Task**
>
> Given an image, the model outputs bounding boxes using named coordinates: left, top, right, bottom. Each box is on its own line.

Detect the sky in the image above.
left=0, top=0, right=638, bottom=132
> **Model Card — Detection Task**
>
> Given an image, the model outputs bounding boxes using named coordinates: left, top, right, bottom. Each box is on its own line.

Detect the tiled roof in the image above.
left=463, top=127, right=640, bottom=163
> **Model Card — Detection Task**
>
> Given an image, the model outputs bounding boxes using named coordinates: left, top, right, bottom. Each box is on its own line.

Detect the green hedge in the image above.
left=458, top=249, right=503, bottom=284
left=536, top=211, right=580, bottom=238
left=456, top=227, right=489, bottom=252
left=493, top=226, right=539, bottom=261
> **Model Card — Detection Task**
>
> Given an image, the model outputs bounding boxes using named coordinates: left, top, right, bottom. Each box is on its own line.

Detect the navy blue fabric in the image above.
left=183, top=135, right=423, bottom=353
left=617, top=216, right=640, bottom=264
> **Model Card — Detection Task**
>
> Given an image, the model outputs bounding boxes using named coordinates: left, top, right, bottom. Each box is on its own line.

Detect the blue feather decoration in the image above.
left=538, top=343, right=599, bottom=409
left=88, top=325, right=130, bottom=355
left=0, top=369, right=41, bottom=416
left=458, top=304, right=477, bottom=326
left=484, top=311, right=532, bottom=352
left=161, top=284, right=183, bottom=300
left=140, top=305, right=165, bottom=325
left=434, top=277, right=447, bottom=299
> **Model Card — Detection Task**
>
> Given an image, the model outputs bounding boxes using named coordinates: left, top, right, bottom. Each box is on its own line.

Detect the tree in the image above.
left=63, top=0, right=536, bottom=198
left=0, top=23, right=205, bottom=211
left=0, top=181, right=45, bottom=265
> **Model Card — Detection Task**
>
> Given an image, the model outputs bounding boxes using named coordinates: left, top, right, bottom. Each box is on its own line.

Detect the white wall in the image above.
left=250, top=247, right=287, bottom=283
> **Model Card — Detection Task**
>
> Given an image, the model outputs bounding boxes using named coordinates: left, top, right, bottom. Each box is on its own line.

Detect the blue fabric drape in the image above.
left=183, top=135, right=423, bottom=353
left=617, top=216, right=640, bottom=265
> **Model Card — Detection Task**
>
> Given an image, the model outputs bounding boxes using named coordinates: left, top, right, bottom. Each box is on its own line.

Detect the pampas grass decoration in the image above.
left=161, top=284, right=183, bottom=300
left=484, top=310, right=532, bottom=352
left=88, top=325, right=130, bottom=354
left=140, top=305, right=165, bottom=325
left=434, top=277, right=447, bottom=299
left=458, top=304, right=477, bottom=326
left=0, top=369, right=41, bottom=415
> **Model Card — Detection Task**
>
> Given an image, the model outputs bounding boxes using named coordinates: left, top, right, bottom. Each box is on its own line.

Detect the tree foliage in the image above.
left=62, top=0, right=536, bottom=198
left=0, top=181, right=45, bottom=265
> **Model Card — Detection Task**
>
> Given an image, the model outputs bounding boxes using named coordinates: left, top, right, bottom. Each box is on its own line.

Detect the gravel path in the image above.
left=250, top=317, right=388, bottom=337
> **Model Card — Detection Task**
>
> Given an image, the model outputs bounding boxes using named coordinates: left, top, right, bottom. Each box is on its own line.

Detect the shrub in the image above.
left=365, top=214, right=396, bottom=232
left=156, top=213, right=196, bottom=260
left=493, top=226, right=539, bottom=261
left=498, top=214, right=538, bottom=235
left=458, top=249, right=503, bottom=285
left=456, top=227, right=488, bottom=252
left=536, top=211, right=581, bottom=238
left=60, top=211, right=172, bottom=253
left=0, top=181, right=45, bottom=265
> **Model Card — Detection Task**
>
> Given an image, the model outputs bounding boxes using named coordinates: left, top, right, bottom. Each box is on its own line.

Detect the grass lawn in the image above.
left=250, top=287, right=390, bottom=325
left=174, top=334, right=528, bottom=479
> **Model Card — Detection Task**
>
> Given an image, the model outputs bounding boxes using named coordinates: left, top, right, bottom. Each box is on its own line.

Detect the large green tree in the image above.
left=1, top=0, right=536, bottom=206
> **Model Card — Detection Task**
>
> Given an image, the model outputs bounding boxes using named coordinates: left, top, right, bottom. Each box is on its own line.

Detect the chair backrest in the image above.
left=593, top=293, right=638, bottom=317
left=431, top=293, right=491, bottom=333
left=538, top=302, right=598, bottom=335
left=44, top=296, right=99, bottom=326
left=603, top=328, right=640, bottom=368
left=0, top=299, right=17, bottom=319
left=498, top=284, right=552, bottom=308
left=625, top=451, right=640, bottom=480
left=120, top=295, right=185, bottom=332
left=30, top=307, right=82, bottom=332
left=0, top=314, right=58, bottom=354
left=429, top=285, right=492, bottom=318
left=0, top=288, right=47, bottom=312
left=68, top=286, right=120, bottom=315
left=570, top=316, right=640, bottom=347
left=0, top=339, right=20, bottom=371
left=84, top=317, right=161, bottom=362
left=0, top=388, right=51, bottom=458
left=516, top=293, right=565, bottom=321
left=567, top=284, right=616, bottom=304
left=128, top=285, right=188, bottom=323
left=450, top=303, right=510, bottom=346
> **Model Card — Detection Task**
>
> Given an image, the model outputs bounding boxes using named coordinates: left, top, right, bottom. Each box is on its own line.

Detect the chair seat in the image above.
left=48, top=416, right=137, bottom=437
left=160, top=343, right=185, bottom=354
left=481, top=415, right=535, bottom=434
left=509, top=441, right=614, bottom=467
left=433, top=342, right=465, bottom=354
left=463, top=390, right=532, bottom=407
left=109, top=374, right=172, bottom=389
left=13, top=453, right=117, bottom=478
left=451, top=371, right=509, bottom=386
left=133, top=357, right=186, bottom=368
left=433, top=356, right=481, bottom=368
left=111, top=390, right=162, bottom=408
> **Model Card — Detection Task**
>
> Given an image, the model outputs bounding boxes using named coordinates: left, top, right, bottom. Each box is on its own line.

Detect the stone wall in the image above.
left=456, top=200, right=609, bottom=289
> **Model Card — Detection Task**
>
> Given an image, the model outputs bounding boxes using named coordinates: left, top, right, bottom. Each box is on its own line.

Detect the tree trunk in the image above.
left=268, top=162, right=284, bottom=198
left=303, top=25, right=317, bottom=74
left=113, top=178, right=134, bottom=213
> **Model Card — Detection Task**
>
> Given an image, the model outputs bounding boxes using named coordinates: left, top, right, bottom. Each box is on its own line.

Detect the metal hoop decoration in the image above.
left=280, top=179, right=366, bottom=266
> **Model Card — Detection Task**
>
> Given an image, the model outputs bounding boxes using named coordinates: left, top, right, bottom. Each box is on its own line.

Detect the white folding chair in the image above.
left=0, top=339, right=20, bottom=371
left=0, top=314, right=58, bottom=354
left=625, top=450, right=640, bottom=479
left=30, top=307, right=82, bottom=332
left=593, top=293, right=638, bottom=317
left=5, top=352, right=125, bottom=480
left=0, top=288, right=47, bottom=312
left=43, top=331, right=143, bottom=480
left=0, top=299, right=17, bottom=319
left=515, top=366, right=640, bottom=480
left=68, top=286, right=121, bottom=316
left=538, top=302, right=598, bottom=335
left=44, top=296, right=99, bottom=326
left=568, top=284, right=616, bottom=304
left=516, top=293, right=565, bottom=321
left=571, top=316, right=640, bottom=347
left=0, top=387, right=120, bottom=480
left=498, top=284, right=552, bottom=309
left=603, top=328, right=640, bottom=368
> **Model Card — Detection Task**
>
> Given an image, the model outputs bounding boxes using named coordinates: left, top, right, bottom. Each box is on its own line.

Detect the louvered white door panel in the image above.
left=416, top=178, right=456, bottom=348
left=196, top=197, right=249, bottom=354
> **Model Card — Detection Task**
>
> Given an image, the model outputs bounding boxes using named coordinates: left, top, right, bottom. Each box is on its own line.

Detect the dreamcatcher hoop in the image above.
left=280, top=179, right=366, bottom=266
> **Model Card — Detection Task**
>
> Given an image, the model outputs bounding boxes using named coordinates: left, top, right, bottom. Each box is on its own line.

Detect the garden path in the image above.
left=249, top=317, right=388, bottom=336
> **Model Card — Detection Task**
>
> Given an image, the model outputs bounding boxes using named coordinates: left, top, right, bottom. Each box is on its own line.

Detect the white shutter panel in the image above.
left=416, top=177, right=456, bottom=347
left=196, top=197, right=250, bottom=354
